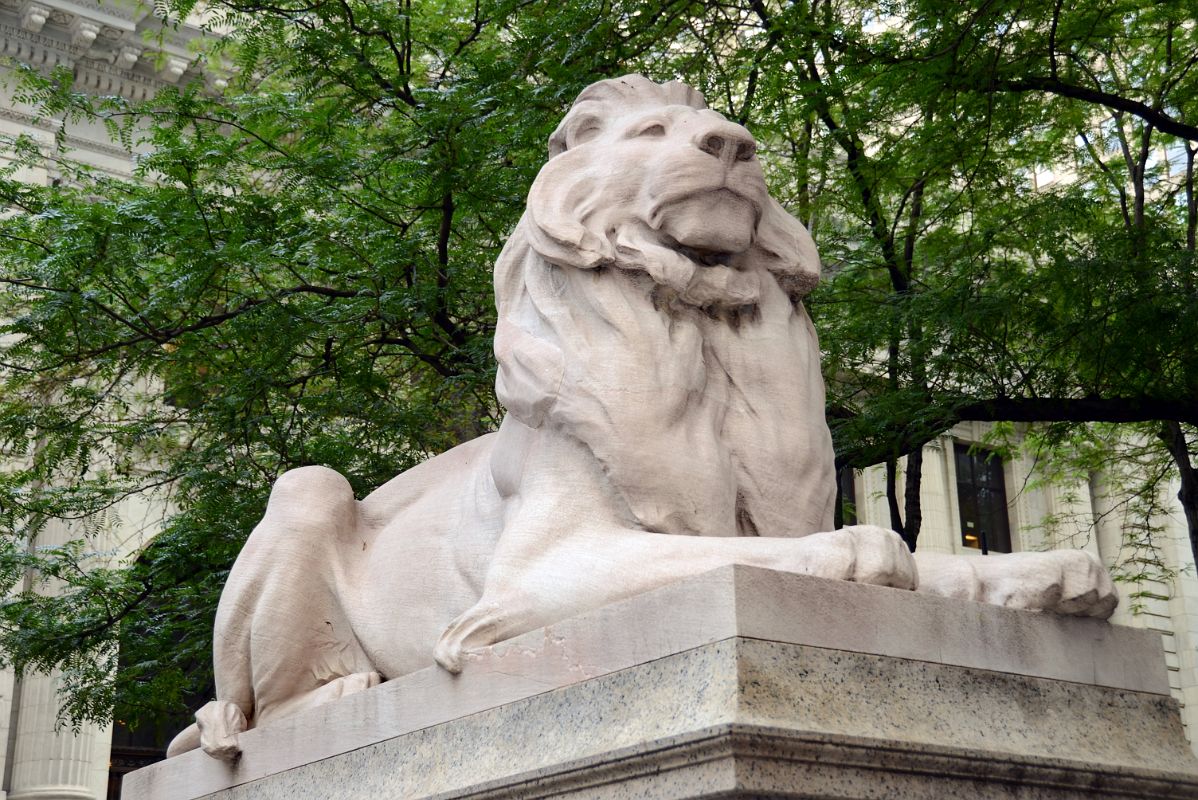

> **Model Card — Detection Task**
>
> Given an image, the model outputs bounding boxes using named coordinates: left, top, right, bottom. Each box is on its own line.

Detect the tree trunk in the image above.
left=1157, top=421, right=1198, bottom=567
left=902, top=447, right=923, bottom=551
left=885, top=457, right=906, bottom=539
left=1185, top=144, right=1196, bottom=256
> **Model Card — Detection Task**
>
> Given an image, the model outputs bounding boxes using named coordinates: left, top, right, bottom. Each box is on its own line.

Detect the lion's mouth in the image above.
left=652, top=188, right=759, bottom=259
left=665, top=239, right=737, bottom=268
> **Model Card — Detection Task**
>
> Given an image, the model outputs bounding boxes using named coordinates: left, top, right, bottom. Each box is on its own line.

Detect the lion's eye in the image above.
left=566, top=115, right=603, bottom=149
left=633, top=122, right=667, bottom=138
left=570, top=125, right=601, bottom=147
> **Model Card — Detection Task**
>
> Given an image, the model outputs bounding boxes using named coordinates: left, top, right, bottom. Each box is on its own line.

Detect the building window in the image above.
left=954, top=443, right=1012, bottom=553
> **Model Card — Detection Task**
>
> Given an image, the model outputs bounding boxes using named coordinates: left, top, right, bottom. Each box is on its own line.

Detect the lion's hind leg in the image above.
left=256, top=670, right=382, bottom=725
left=186, top=466, right=380, bottom=759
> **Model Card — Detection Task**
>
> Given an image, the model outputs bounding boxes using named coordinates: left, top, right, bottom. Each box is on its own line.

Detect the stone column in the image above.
left=856, top=463, right=890, bottom=528
left=6, top=518, right=111, bottom=800
left=88, top=721, right=113, bottom=800
left=0, top=666, right=16, bottom=800
left=1159, top=490, right=1198, bottom=750
left=1045, top=479, right=1100, bottom=555
left=1005, top=448, right=1046, bottom=552
left=7, top=673, right=105, bottom=800
left=914, top=437, right=956, bottom=554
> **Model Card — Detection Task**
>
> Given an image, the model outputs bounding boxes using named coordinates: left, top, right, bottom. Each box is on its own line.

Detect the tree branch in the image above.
left=831, top=396, right=1198, bottom=470
left=986, top=75, right=1198, bottom=141
left=949, top=396, right=1198, bottom=425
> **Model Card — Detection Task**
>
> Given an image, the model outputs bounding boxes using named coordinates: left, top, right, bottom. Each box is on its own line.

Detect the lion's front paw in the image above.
left=796, top=525, right=917, bottom=590
left=1056, top=551, right=1119, bottom=617
left=434, top=602, right=504, bottom=674
left=914, top=550, right=1118, bottom=619
left=982, top=550, right=1119, bottom=618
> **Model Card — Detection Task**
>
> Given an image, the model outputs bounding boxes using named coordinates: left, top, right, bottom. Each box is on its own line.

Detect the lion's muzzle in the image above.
left=692, top=118, right=757, bottom=166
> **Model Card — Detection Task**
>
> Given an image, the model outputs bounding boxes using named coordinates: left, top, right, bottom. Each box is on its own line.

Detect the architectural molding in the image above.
left=0, top=104, right=137, bottom=160
left=0, top=0, right=220, bottom=103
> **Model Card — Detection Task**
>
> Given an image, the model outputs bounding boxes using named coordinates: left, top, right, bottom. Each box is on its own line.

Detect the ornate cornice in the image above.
left=0, top=0, right=221, bottom=100
left=0, top=19, right=73, bottom=68
left=44, top=0, right=143, bottom=25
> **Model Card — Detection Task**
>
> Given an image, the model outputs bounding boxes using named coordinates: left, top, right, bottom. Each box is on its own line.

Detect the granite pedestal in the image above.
left=122, top=565, right=1198, bottom=799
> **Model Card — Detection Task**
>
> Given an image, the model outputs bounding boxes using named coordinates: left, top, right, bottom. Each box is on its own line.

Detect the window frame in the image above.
left=952, top=441, right=1014, bottom=554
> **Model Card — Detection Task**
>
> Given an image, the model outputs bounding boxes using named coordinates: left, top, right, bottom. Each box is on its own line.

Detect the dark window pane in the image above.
left=955, top=443, right=1012, bottom=553
left=835, top=467, right=857, bottom=526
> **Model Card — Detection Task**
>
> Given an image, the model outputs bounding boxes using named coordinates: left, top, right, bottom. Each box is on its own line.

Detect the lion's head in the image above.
left=522, top=74, right=821, bottom=309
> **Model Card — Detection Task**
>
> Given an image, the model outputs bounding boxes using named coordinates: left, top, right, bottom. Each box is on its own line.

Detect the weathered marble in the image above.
left=169, top=74, right=1118, bottom=761
left=124, top=567, right=1193, bottom=800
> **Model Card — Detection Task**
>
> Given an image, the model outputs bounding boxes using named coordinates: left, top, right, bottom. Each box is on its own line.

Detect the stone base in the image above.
left=122, top=566, right=1198, bottom=799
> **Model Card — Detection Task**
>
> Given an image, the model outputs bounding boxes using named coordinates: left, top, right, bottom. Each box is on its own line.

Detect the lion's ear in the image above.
left=752, top=197, right=822, bottom=298
left=524, top=150, right=615, bottom=270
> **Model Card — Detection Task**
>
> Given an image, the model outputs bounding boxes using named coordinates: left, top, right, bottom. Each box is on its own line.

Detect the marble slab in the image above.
left=122, top=565, right=1187, bottom=800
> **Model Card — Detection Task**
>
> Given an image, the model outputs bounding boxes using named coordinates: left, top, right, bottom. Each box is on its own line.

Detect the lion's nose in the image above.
left=694, top=122, right=757, bottom=164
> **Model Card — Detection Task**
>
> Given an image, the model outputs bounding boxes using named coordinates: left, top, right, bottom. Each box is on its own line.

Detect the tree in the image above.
left=0, top=0, right=1194, bottom=731
left=0, top=0, right=623, bottom=726
left=681, top=0, right=1198, bottom=555
left=812, top=0, right=1198, bottom=556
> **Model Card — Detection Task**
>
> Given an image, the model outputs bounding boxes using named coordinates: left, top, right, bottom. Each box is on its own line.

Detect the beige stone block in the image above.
left=128, top=636, right=1198, bottom=799
left=124, top=567, right=1189, bottom=800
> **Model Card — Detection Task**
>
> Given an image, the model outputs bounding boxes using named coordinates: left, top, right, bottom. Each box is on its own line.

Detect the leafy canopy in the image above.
left=0, top=0, right=1194, bottom=729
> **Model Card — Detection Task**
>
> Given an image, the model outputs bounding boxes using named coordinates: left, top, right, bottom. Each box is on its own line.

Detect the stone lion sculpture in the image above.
left=170, top=75, right=1117, bottom=761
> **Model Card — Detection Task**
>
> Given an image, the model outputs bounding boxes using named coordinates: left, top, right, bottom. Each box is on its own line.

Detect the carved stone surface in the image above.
left=0, top=0, right=208, bottom=104
left=126, top=567, right=1197, bottom=799
left=167, top=75, right=1118, bottom=761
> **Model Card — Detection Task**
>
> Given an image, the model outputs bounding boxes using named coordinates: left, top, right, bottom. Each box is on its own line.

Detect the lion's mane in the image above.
left=492, top=75, right=836, bottom=538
